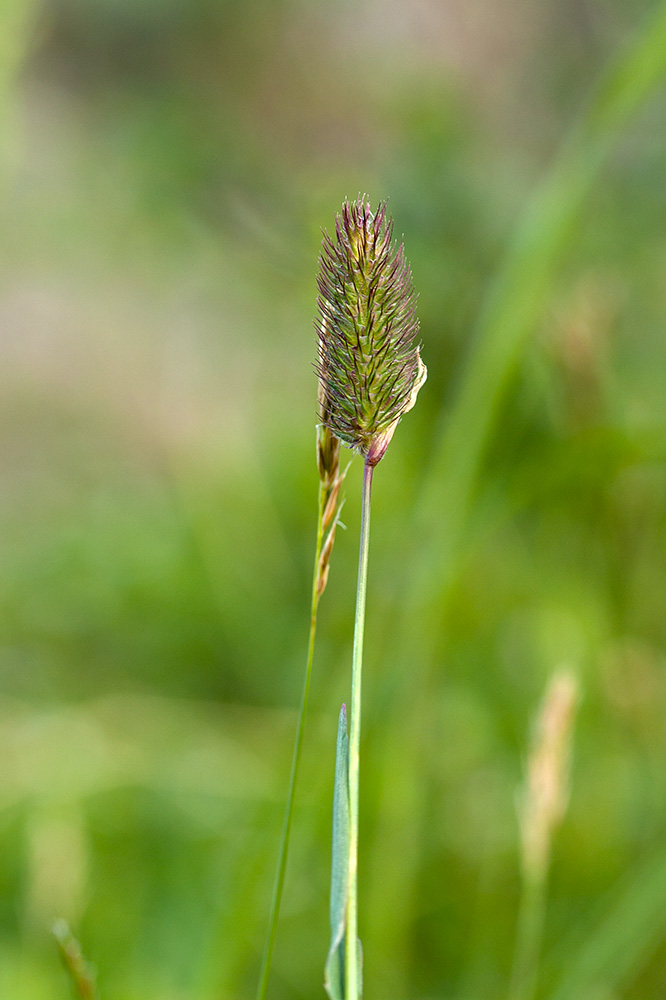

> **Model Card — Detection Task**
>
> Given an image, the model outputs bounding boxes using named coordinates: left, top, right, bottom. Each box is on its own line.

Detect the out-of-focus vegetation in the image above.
left=1, top=1, right=666, bottom=998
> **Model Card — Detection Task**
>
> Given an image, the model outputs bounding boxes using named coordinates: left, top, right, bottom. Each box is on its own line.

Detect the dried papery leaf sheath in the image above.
left=317, top=383, right=341, bottom=487
left=316, top=389, right=347, bottom=599
left=316, top=197, right=426, bottom=466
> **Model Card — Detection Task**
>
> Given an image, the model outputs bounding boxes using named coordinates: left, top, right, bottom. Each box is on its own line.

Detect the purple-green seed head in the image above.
left=315, top=197, right=426, bottom=466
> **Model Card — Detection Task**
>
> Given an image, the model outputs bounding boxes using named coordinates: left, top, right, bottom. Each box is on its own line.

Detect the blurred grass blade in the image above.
left=546, top=848, right=666, bottom=1000
left=53, top=919, right=98, bottom=1000
left=324, top=704, right=351, bottom=1000
left=412, top=0, right=666, bottom=612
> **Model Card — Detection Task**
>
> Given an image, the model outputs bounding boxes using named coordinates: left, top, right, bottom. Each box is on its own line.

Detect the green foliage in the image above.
left=1, top=1, right=666, bottom=998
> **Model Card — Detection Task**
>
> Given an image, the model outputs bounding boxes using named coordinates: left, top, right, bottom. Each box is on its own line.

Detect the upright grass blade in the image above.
left=365, top=7, right=666, bottom=987
left=546, top=847, right=666, bottom=1000
left=413, top=0, right=666, bottom=620
left=53, top=920, right=98, bottom=1000
left=324, top=704, right=351, bottom=1000
left=256, top=414, right=346, bottom=1000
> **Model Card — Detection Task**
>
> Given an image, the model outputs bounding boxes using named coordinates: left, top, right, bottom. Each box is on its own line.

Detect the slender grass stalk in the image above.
left=53, top=920, right=98, bottom=1000
left=255, top=484, right=327, bottom=1000
left=257, top=419, right=345, bottom=1000
left=345, top=459, right=373, bottom=1000
left=509, top=871, right=547, bottom=1000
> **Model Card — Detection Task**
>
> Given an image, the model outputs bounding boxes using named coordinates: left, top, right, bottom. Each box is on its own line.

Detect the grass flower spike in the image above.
left=316, top=197, right=427, bottom=466
left=509, top=669, right=580, bottom=1000
left=520, top=669, right=579, bottom=883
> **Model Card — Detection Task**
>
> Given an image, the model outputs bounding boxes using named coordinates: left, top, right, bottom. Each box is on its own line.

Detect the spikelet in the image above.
left=519, top=669, right=580, bottom=882
left=315, top=197, right=427, bottom=467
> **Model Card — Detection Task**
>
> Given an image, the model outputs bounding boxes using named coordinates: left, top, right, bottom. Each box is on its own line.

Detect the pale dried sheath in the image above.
left=509, top=669, right=580, bottom=1000
left=519, top=669, right=580, bottom=882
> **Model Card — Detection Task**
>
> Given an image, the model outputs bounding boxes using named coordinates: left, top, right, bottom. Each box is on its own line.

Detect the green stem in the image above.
left=256, top=483, right=327, bottom=1000
left=346, top=459, right=374, bottom=1000
left=508, top=870, right=547, bottom=1000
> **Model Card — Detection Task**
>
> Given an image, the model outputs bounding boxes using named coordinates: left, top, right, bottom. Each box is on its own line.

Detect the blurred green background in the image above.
left=1, top=0, right=666, bottom=997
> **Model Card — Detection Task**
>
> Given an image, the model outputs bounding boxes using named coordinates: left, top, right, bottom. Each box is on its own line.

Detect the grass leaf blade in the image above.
left=324, top=704, right=350, bottom=1000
